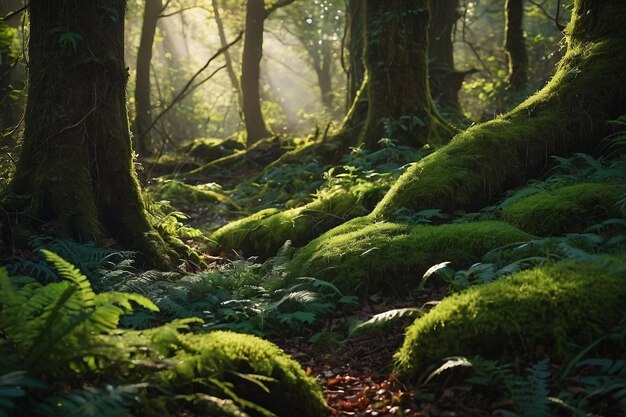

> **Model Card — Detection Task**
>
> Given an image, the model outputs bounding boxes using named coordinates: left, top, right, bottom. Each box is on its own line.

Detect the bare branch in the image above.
left=1, top=2, right=28, bottom=22
left=527, top=0, right=566, bottom=32
left=139, top=32, right=243, bottom=139
left=264, top=0, right=297, bottom=17
left=159, top=5, right=210, bottom=18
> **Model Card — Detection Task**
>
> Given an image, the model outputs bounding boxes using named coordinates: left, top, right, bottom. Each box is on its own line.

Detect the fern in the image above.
left=6, top=235, right=135, bottom=283
left=0, top=371, right=45, bottom=417
left=0, top=253, right=158, bottom=374
left=554, top=322, right=626, bottom=416
left=426, top=356, right=552, bottom=417
left=34, top=384, right=143, bottom=417
left=349, top=308, right=423, bottom=337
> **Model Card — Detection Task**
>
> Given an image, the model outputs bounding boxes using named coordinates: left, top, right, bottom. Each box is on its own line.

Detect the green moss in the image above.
left=502, top=183, right=625, bottom=236
left=394, top=257, right=626, bottom=380
left=287, top=219, right=532, bottom=293
left=209, top=183, right=386, bottom=258
left=163, top=331, right=326, bottom=417
left=373, top=0, right=626, bottom=218
left=184, top=137, right=245, bottom=161
left=154, top=180, right=240, bottom=210
left=141, top=153, right=200, bottom=177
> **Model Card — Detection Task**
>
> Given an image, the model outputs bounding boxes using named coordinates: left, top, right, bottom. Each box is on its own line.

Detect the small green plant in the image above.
left=348, top=307, right=423, bottom=338
left=0, top=252, right=326, bottom=417
left=425, top=356, right=552, bottom=417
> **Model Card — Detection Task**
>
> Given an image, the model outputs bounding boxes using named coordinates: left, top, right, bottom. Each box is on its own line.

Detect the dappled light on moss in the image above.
left=394, top=258, right=626, bottom=380
left=287, top=219, right=532, bottom=293
left=501, top=183, right=625, bottom=235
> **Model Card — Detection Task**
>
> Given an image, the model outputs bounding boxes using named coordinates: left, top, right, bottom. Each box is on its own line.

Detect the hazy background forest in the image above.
left=2, top=0, right=569, bottom=172
left=1, top=1, right=625, bottom=417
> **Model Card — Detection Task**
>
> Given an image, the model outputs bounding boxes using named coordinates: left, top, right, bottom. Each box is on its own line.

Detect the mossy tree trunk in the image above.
left=134, top=0, right=162, bottom=158
left=9, top=0, right=176, bottom=269
left=360, top=0, right=452, bottom=149
left=504, top=0, right=528, bottom=90
left=374, top=0, right=626, bottom=218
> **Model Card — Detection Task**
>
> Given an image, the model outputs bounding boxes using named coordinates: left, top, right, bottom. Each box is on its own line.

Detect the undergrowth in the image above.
left=4, top=238, right=358, bottom=337
left=0, top=251, right=325, bottom=417
left=419, top=320, right=626, bottom=417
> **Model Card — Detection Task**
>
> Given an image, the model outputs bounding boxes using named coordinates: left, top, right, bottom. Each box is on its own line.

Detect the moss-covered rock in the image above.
left=141, top=153, right=201, bottom=177
left=394, top=258, right=626, bottom=380
left=184, top=137, right=245, bottom=162
left=154, top=179, right=240, bottom=210
left=159, top=331, right=326, bottom=417
left=501, top=183, right=625, bottom=236
left=286, top=219, right=532, bottom=293
left=209, top=184, right=386, bottom=258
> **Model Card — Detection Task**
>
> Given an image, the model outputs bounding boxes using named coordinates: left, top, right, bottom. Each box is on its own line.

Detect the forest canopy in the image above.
left=0, top=1, right=625, bottom=416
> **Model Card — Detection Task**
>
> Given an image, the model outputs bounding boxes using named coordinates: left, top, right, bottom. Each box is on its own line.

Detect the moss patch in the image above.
left=394, top=257, right=626, bottom=380
left=287, top=219, right=532, bottom=293
left=209, top=183, right=386, bottom=258
left=183, top=137, right=245, bottom=162
left=372, top=0, right=626, bottom=218
left=501, top=183, right=625, bottom=236
left=159, top=331, right=326, bottom=417
left=154, top=179, right=240, bottom=210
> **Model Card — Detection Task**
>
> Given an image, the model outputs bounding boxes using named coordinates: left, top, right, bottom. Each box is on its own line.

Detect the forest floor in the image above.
left=271, top=290, right=493, bottom=417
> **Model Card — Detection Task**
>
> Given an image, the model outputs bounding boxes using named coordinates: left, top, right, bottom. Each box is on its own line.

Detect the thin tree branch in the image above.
left=460, top=3, right=493, bottom=77
left=527, top=0, right=566, bottom=32
left=264, top=0, right=297, bottom=17
left=159, top=5, right=210, bottom=18
left=140, top=32, right=243, bottom=139
left=1, top=2, right=28, bottom=22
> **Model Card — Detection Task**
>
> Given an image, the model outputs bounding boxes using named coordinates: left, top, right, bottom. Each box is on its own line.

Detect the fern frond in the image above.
left=96, top=292, right=159, bottom=314
left=34, top=384, right=144, bottom=417
left=0, top=371, right=46, bottom=416
left=506, top=359, right=551, bottom=417
left=423, top=356, right=474, bottom=385
left=41, top=249, right=96, bottom=308
left=350, top=308, right=423, bottom=337
left=180, top=393, right=250, bottom=417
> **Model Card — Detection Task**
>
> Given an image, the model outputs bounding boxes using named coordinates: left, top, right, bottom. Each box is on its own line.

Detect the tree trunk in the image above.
left=428, top=0, right=472, bottom=115
left=345, top=0, right=365, bottom=110
left=212, top=0, right=242, bottom=117
left=9, top=0, right=176, bottom=269
left=504, top=0, right=528, bottom=90
left=241, top=0, right=272, bottom=144
left=310, top=41, right=334, bottom=112
left=134, top=0, right=162, bottom=158
left=360, top=0, right=452, bottom=149
left=374, top=0, right=626, bottom=217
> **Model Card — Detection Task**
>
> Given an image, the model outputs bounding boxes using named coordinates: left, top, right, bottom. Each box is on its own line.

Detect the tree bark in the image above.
left=9, top=0, right=176, bottom=269
left=309, top=39, right=334, bottom=112
left=374, top=0, right=626, bottom=217
left=241, top=0, right=272, bottom=144
left=428, top=0, right=473, bottom=115
left=360, top=0, right=452, bottom=149
left=134, top=0, right=162, bottom=158
left=504, top=0, right=528, bottom=90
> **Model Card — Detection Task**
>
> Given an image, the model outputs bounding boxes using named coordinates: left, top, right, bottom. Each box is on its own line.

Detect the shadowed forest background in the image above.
left=0, top=0, right=625, bottom=416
